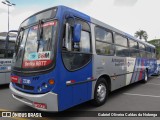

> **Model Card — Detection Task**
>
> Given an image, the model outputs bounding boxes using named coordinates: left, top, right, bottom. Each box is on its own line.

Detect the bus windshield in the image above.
left=12, top=20, right=57, bottom=72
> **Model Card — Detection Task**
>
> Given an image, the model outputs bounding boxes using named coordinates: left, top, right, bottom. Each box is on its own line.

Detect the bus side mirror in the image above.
left=73, top=24, right=82, bottom=43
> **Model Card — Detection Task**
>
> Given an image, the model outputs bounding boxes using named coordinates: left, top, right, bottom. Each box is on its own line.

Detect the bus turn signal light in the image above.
left=49, top=79, right=55, bottom=85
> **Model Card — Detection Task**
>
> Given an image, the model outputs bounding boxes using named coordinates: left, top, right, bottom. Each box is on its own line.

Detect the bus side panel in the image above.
left=137, top=58, right=146, bottom=81
left=5, top=72, right=11, bottom=84
left=57, top=60, right=92, bottom=111
left=130, top=58, right=142, bottom=83
left=0, top=73, right=6, bottom=84
left=148, top=59, right=157, bottom=76
left=57, top=8, right=93, bottom=111
left=130, top=58, right=157, bottom=83
left=125, top=57, right=136, bottom=85
left=92, top=56, right=126, bottom=92
left=0, top=59, right=12, bottom=84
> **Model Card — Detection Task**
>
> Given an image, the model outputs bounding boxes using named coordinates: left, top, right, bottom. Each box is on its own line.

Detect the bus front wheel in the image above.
left=92, top=78, right=108, bottom=106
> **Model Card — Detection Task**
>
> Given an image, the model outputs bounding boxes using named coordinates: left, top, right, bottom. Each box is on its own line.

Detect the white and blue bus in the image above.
left=0, top=30, right=17, bottom=85
left=10, top=6, right=156, bottom=111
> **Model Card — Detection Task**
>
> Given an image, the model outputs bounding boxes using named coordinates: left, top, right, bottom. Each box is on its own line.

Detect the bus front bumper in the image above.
left=9, top=83, right=58, bottom=112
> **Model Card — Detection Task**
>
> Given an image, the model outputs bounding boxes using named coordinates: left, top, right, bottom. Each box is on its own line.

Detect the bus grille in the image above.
left=15, top=83, right=34, bottom=91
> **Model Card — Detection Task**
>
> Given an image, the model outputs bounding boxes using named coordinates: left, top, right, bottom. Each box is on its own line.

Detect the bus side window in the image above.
left=62, top=19, right=92, bottom=71
left=0, top=50, right=5, bottom=58
left=95, top=27, right=114, bottom=55
left=63, top=19, right=91, bottom=53
left=80, top=31, right=90, bottom=53
left=114, top=34, right=129, bottom=57
left=6, top=41, right=15, bottom=58
left=0, top=40, right=6, bottom=58
left=6, top=50, right=14, bottom=58
left=151, top=48, right=156, bottom=58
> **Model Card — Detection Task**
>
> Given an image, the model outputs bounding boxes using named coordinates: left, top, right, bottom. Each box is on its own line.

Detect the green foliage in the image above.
left=148, top=39, right=160, bottom=59
left=135, top=30, right=148, bottom=41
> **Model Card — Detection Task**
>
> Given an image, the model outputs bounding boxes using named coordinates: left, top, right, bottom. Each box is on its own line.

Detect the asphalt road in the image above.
left=1, top=76, right=160, bottom=120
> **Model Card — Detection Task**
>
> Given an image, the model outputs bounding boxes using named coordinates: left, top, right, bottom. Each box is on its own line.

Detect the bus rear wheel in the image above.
left=92, top=78, right=108, bottom=106
left=142, top=70, right=148, bottom=83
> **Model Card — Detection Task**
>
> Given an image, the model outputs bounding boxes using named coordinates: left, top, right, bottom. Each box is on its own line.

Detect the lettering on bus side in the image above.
left=0, top=60, right=12, bottom=65
left=112, top=58, right=125, bottom=66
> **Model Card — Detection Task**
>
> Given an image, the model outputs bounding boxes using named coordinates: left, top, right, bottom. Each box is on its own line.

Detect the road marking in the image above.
left=0, top=109, right=29, bottom=120
left=123, top=93, right=160, bottom=98
left=147, top=83, right=160, bottom=86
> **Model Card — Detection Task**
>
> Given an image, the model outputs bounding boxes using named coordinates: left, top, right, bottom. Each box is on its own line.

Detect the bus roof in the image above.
left=90, top=17, right=155, bottom=48
left=20, top=5, right=155, bottom=48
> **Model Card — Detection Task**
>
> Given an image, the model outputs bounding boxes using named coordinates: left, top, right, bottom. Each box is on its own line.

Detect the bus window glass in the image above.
left=138, top=43, right=145, bottom=51
left=96, top=41, right=114, bottom=55
left=62, top=53, right=91, bottom=70
left=116, top=46, right=130, bottom=57
left=7, top=50, right=14, bottom=58
left=146, top=46, right=151, bottom=52
left=8, top=41, right=15, bottom=50
left=115, top=34, right=128, bottom=47
left=23, top=21, right=56, bottom=69
left=139, top=51, right=146, bottom=58
left=130, top=49, right=140, bottom=57
left=21, top=8, right=57, bottom=27
left=80, top=31, right=90, bottom=53
left=129, top=40, right=138, bottom=49
left=151, top=48, right=156, bottom=58
left=13, top=29, right=29, bottom=68
left=95, top=27, right=112, bottom=43
left=0, top=49, right=5, bottom=58
left=0, top=41, right=6, bottom=49
left=62, top=20, right=91, bottom=71
left=62, top=29, right=91, bottom=70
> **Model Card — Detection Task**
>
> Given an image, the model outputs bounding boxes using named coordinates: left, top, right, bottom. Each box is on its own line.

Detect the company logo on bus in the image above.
left=28, top=52, right=38, bottom=61
left=38, top=51, right=50, bottom=60
left=28, top=51, right=51, bottom=61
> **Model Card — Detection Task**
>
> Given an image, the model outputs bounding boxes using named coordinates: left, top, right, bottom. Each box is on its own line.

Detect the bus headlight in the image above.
left=44, top=83, right=48, bottom=88
left=42, top=83, right=48, bottom=89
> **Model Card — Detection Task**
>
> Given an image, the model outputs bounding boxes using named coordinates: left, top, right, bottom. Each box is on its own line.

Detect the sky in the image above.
left=0, top=0, right=160, bottom=40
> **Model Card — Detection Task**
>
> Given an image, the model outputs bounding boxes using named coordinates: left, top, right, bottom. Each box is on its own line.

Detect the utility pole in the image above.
left=2, top=0, right=16, bottom=32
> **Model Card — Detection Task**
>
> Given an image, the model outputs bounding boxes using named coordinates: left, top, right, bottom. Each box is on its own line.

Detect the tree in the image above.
left=134, top=30, right=148, bottom=41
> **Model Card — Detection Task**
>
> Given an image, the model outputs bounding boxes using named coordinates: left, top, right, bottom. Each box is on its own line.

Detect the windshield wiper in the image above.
left=37, top=20, right=44, bottom=52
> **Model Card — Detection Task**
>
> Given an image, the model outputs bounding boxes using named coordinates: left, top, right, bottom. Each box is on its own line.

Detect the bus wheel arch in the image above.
left=92, top=75, right=111, bottom=106
left=98, top=75, right=111, bottom=92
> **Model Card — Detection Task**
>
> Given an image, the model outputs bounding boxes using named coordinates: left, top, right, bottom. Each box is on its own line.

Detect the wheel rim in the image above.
left=145, top=71, right=148, bottom=81
left=97, top=83, right=106, bottom=102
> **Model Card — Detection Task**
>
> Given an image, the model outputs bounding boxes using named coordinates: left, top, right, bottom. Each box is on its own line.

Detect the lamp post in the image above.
left=2, top=0, right=15, bottom=32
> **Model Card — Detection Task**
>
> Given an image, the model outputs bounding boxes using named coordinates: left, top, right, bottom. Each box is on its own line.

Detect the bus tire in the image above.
left=92, top=78, right=108, bottom=106
left=142, top=70, right=148, bottom=83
